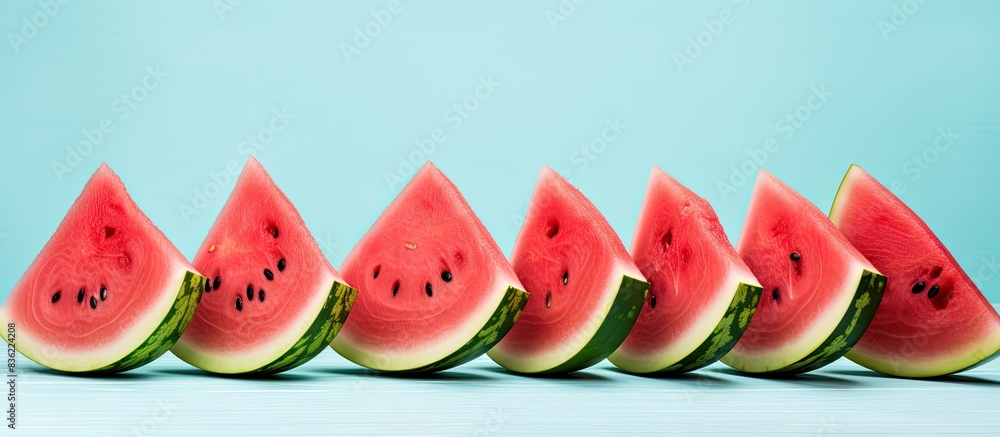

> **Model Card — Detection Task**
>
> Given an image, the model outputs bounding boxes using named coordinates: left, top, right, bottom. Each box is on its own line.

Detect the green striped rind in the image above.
left=653, top=282, right=763, bottom=374
left=388, top=286, right=529, bottom=374
left=90, top=271, right=206, bottom=374
left=252, top=282, right=357, bottom=375
left=755, top=270, right=887, bottom=375
left=540, top=276, right=650, bottom=375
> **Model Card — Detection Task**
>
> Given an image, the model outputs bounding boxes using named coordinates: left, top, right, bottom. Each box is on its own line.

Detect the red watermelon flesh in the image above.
left=332, top=162, right=527, bottom=372
left=1, top=164, right=203, bottom=373
left=172, top=157, right=355, bottom=374
left=489, top=167, right=648, bottom=374
left=831, top=165, right=1000, bottom=377
left=723, top=170, right=885, bottom=374
left=610, top=167, right=762, bottom=373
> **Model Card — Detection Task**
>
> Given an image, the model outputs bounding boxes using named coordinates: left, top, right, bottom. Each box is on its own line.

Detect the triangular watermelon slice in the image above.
left=1, top=164, right=204, bottom=373
left=830, top=165, right=1000, bottom=377
left=332, top=162, right=528, bottom=373
left=172, top=157, right=356, bottom=374
left=610, top=167, right=763, bottom=374
left=488, top=167, right=650, bottom=374
left=722, top=170, right=887, bottom=374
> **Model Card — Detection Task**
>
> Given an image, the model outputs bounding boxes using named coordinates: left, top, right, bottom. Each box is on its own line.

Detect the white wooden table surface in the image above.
left=10, top=346, right=1000, bottom=436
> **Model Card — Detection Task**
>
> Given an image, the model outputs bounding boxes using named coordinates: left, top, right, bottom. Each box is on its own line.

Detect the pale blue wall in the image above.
left=2, top=1, right=999, bottom=299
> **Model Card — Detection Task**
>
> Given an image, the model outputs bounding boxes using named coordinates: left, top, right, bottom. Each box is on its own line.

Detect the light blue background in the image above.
left=2, top=0, right=1000, bottom=305
left=4, top=2, right=1000, bottom=436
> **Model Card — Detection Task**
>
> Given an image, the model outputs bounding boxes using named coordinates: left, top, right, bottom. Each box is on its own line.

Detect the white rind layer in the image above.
left=847, top=326, right=1000, bottom=378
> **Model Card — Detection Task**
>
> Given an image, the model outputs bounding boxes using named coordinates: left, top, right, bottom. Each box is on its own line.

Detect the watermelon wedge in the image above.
left=488, top=167, right=650, bottom=374
left=610, top=167, right=763, bottom=374
left=830, top=165, right=1000, bottom=378
left=722, top=170, right=887, bottom=374
left=331, top=162, right=528, bottom=373
left=0, top=164, right=204, bottom=373
left=172, top=157, right=356, bottom=375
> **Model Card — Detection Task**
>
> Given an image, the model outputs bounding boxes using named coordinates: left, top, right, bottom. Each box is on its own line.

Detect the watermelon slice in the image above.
left=331, top=162, right=528, bottom=373
left=488, top=167, right=650, bottom=374
left=610, top=167, right=763, bottom=374
left=722, top=170, right=887, bottom=374
left=171, top=157, right=356, bottom=375
left=0, top=164, right=204, bottom=373
left=830, top=165, right=1000, bottom=378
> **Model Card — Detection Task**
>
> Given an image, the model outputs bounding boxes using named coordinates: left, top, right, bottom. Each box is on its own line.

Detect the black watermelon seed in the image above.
left=425, top=283, right=433, bottom=297
left=236, top=297, right=243, bottom=311
left=772, top=288, right=781, bottom=302
left=650, top=294, right=657, bottom=309
left=392, top=281, right=399, bottom=297
left=790, top=252, right=801, bottom=261
left=51, top=291, right=61, bottom=303
left=89, top=296, right=97, bottom=309
left=213, top=276, right=221, bottom=290
left=545, top=291, right=552, bottom=308
left=258, top=289, right=265, bottom=302
left=205, top=279, right=211, bottom=292
left=373, top=266, right=381, bottom=279
left=277, top=258, right=286, bottom=272
left=247, top=288, right=254, bottom=301
left=928, top=285, right=940, bottom=299
left=562, top=271, right=569, bottom=285
left=441, top=271, right=452, bottom=282
left=77, top=289, right=85, bottom=303
left=264, top=269, right=274, bottom=281
left=100, top=287, right=107, bottom=301
left=912, top=282, right=926, bottom=294
left=272, top=228, right=279, bottom=239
